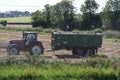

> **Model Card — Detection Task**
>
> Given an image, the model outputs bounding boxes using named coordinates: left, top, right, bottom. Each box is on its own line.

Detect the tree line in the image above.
left=32, top=0, right=120, bottom=31
left=0, top=11, right=31, bottom=18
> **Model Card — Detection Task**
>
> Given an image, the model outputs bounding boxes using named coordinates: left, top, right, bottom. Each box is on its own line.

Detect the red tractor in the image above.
left=7, top=31, right=44, bottom=55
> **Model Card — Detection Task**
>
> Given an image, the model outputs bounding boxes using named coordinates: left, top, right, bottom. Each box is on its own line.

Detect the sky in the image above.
left=0, top=0, right=108, bottom=13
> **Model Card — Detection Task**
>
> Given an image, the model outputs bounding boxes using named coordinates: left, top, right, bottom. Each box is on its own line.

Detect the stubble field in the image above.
left=0, top=29, right=120, bottom=59
left=0, top=25, right=120, bottom=80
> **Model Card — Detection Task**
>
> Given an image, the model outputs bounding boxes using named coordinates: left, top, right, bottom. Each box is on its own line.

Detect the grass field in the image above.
left=0, top=66, right=117, bottom=80
left=0, top=16, right=120, bottom=79
left=0, top=26, right=120, bottom=79
left=0, top=56, right=119, bottom=80
left=104, top=38, right=120, bottom=43
left=0, top=16, right=31, bottom=23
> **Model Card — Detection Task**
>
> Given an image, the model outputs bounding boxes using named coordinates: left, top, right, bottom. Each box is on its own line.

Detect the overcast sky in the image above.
left=0, top=0, right=108, bottom=13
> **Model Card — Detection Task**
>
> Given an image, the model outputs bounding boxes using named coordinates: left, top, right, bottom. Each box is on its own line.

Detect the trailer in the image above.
left=51, top=32, right=102, bottom=56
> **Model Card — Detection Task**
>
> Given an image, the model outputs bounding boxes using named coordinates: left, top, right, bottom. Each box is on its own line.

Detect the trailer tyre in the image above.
left=72, top=49, right=84, bottom=56
left=29, top=44, right=43, bottom=55
left=86, top=49, right=95, bottom=56
left=7, top=45, right=20, bottom=55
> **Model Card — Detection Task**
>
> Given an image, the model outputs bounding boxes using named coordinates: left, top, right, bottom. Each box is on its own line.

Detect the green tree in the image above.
left=80, top=0, right=99, bottom=14
left=80, top=0, right=101, bottom=30
left=50, top=5, right=60, bottom=28
left=54, top=0, right=75, bottom=31
left=31, top=0, right=75, bottom=30
left=43, top=4, right=52, bottom=28
left=31, top=10, right=45, bottom=27
left=104, top=0, right=120, bottom=11
left=53, top=3, right=64, bottom=28
left=102, top=0, right=120, bottom=30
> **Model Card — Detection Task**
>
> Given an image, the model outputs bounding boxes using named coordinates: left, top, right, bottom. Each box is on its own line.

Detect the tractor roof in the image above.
left=23, top=31, right=38, bottom=34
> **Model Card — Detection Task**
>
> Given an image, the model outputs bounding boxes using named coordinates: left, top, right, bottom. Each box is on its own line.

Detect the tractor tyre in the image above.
left=29, top=44, right=44, bottom=55
left=7, top=45, right=20, bottom=55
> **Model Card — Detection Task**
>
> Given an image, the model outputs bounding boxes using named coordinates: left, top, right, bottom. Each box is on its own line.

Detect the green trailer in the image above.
left=51, top=32, right=102, bottom=56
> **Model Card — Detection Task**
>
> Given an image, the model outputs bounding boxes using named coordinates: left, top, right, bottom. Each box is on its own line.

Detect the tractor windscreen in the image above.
left=24, top=34, right=36, bottom=41
left=23, top=33, right=37, bottom=45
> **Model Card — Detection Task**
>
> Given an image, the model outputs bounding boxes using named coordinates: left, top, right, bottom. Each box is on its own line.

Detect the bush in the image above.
left=32, top=21, right=44, bottom=28
left=103, top=30, right=120, bottom=39
left=1, top=20, right=7, bottom=26
left=0, top=26, right=43, bottom=32
left=93, top=28, right=103, bottom=33
left=77, top=57, right=110, bottom=68
left=72, top=29, right=81, bottom=33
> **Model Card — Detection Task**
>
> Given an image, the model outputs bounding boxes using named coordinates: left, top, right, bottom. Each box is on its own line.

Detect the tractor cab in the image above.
left=23, top=31, right=38, bottom=45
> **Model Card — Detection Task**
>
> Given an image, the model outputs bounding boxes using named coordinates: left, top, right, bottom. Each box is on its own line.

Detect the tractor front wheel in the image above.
left=29, top=44, right=43, bottom=55
left=7, top=45, right=20, bottom=55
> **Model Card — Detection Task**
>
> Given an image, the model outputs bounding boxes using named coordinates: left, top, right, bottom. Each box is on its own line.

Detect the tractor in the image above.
left=7, top=31, right=44, bottom=55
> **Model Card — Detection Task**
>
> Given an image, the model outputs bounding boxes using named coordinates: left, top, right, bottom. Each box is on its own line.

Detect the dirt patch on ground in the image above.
left=0, top=31, right=120, bottom=58
left=99, top=42, right=120, bottom=57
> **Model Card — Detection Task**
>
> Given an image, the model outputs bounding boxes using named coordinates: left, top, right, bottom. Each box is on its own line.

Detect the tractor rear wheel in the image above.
left=29, top=44, right=43, bottom=55
left=7, top=45, right=20, bottom=55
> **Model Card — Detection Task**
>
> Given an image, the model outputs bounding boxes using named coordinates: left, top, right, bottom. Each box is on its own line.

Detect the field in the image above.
left=0, top=25, right=120, bottom=57
left=0, top=16, right=31, bottom=23
left=0, top=29, right=120, bottom=58
left=0, top=56, right=119, bottom=80
left=0, top=17, right=120, bottom=79
left=0, top=29, right=120, bottom=79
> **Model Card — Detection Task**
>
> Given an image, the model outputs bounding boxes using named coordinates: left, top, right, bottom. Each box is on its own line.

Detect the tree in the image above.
left=80, top=0, right=99, bottom=14
left=31, top=0, right=76, bottom=30
left=43, top=4, right=52, bottom=28
left=104, top=0, right=120, bottom=11
left=80, top=0, right=102, bottom=30
left=31, top=10, right=45, bottom=27
left=54, top=0, right=75, bottom=31
left=102, top=0, right=120, bottom=30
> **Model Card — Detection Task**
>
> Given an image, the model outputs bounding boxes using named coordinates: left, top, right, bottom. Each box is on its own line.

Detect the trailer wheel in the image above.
left=86, top=49, right=95, bottom=56
left=72, top=49, right=84, bottom=56
left=7, top=45, right=20, bottom=55
left=29, top=44, right=43, bottom=55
